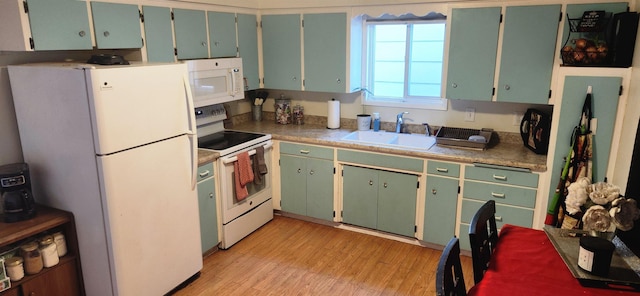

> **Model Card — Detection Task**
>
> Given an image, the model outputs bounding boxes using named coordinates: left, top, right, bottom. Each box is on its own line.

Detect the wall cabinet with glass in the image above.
left=0, top=0, right=92, bottom=51
left=446, top=5, right=561, bottom=104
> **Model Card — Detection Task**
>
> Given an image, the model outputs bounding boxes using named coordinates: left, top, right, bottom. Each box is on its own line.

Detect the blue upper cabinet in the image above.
left=445, top=7, right=501, bottom=101
left=91, top=2, right=142, bottom=49
left=208, top=11, right=237, bottom=58
left=173, top=8, right=209, bottom=60
left=262, top=14, right=302, bottom=90
left=303, top=13, right=347, bottom=93
left=142, top=6, right=175, bottom=63
left=237, top=14, right=260, bottom=90
left=24, top=0, right=93, bottom=50
left=496, top=5, right=561, bottom=104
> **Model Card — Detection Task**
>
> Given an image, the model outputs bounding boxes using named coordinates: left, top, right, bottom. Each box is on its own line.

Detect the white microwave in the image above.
left=185, top=58, right=244, bottom=108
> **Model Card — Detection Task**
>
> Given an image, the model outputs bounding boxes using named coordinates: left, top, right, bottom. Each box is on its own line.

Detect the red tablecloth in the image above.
left=467, top=224, right=639, bottom=296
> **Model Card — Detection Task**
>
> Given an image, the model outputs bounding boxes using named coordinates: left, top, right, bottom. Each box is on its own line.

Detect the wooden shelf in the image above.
left=0, top=206, right=73, bottom=247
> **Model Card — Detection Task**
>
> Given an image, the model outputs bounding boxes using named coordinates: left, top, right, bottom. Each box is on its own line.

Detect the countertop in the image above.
left=211, top=121, right=548, bottom=172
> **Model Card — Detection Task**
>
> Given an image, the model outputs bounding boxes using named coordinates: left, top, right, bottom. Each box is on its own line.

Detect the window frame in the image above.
left=361, top=18, right=448, bottom=110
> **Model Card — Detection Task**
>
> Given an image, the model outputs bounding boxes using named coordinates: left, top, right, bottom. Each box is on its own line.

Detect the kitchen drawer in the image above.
left=197, top=162, right=214, bottom=183
left=337, top=149, right=423, bottom=173
left=427, top=161, right=460, bottom=178
left=463, top=180, right=536, bottom=208
left=460, top=199, right=534, bottom=228
left=280, top=142, right=334, bottom=160
left=465, top=165, right=538, bottom=188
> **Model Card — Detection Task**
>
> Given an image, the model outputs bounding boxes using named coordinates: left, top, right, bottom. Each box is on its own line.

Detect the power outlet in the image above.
left=464, top=108, right=475, bottom=122
left=512, top=112, right=523, bottom=126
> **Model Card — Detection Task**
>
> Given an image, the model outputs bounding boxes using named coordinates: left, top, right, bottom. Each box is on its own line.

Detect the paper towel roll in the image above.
left=327, top=99, right=340, bottom=129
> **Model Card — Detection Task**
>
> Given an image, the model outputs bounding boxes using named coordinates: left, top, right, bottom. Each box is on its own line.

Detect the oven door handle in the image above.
left=221, top=142, right=273, bottom=164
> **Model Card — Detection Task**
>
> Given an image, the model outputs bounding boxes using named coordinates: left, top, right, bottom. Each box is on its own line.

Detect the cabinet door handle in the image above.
left=209, top=193, right=214, bottom=199
left=432, top=189, right=437, bottom=195
left=492, top=174, right=507, bottom=181
left=309, top=170, right=314, bottom=175
left=436, top=167, right=449, bottom=173
left=199, top=170, right=210, bottom=178
left=504, top=84, right=511, bottom=90
left=495, top=216, right=503, bottom=222
left=491, top=192, right=505, bottom=198
left=369, top=180, right=373, bottom=186
left=336, top=78, right=341, bottom=84
left=297, top=168, right=302, bottom=174
left=201, top=41, right=207, bottom=47
left=451, top=82, right=458, bottom=88
left=299, top=150, right=310, bottom=154
left=103, top=31, right=110, bottom=37
left=78, top=30, right=86, bottom=37
left=383, top=182, right=388, bottom=188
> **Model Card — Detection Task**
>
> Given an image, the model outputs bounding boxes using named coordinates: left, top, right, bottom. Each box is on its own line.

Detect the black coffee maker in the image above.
left=0, top=163, right=36, bottom=223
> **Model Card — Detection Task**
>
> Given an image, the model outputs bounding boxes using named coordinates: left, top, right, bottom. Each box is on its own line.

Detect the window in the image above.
left=363, top=18, right=447, bottom=110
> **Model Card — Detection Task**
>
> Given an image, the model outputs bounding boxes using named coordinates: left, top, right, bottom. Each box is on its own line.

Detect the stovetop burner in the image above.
left=198, top=130, right=268, bottom=151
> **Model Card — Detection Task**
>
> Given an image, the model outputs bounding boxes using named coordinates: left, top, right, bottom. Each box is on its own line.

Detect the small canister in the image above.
left=39, top=235, right=59, bottom=268
left=53, top=231, right=67, bottom=257
left=293, top=105, right=304, bottom=125
left=274, top=97, right=291, bottom=124
left=5, top=256, right=24, bottom=281
left=20, top=242, right=43, bottom=275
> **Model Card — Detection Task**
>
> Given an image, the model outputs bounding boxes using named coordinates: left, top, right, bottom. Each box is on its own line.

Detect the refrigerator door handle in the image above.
left=183, top=75, right=197, bottom=135
left=188, top=133, right=197, bottom=189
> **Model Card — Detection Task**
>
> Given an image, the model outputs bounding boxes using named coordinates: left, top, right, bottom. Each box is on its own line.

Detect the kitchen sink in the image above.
left=341, top=130, right=436, bottom=150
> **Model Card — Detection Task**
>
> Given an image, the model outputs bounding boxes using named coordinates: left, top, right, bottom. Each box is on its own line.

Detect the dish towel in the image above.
left=252, top=146, right=268, bottom=185
left=234, top=161, right=249, bottom=201
left=237, top=151, right=254, bottom=186
left=234, top=151, right=254, bottom=201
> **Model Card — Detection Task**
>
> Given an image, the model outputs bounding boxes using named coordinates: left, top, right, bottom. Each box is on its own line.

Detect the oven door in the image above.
left=218, top=141, right=273, bottom=225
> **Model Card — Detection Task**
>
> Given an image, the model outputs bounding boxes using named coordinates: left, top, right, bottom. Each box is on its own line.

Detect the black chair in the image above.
left=436, top=237, right=467, bottom=296
left=468, top=200, right=499, bottom=284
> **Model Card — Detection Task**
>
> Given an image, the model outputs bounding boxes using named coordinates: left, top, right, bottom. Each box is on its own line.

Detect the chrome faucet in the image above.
left=396, top=112, right=409, bottom=133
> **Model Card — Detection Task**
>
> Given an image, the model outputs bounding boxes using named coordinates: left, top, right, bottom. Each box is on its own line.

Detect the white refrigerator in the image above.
left=8, top=62, right=203, bottom=296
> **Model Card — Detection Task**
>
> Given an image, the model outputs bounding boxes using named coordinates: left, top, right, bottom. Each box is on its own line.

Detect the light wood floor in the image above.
left=173, top=215, right=475, bottom=296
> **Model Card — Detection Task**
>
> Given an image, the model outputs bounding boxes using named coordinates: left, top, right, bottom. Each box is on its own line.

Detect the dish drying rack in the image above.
left=435, top=127, right=493, bottom=149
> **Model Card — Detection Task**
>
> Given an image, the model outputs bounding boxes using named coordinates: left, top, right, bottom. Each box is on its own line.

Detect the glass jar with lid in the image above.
left=5, top=256, right=24, bottom=281
left=52, top=231, right=67, bottom=257
left=293, top=105, right=304, bottom=125
left=20, top=241, right=43, bottom=275
left=39, top=235, right=59, bottom=268
left=274, top=96, right=291, bottom=124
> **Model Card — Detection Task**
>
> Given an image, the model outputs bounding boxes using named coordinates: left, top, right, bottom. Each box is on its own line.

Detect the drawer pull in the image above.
left=492, top=174, right=507, bottom=181
left=369, top=180, right=373, bottom=186
left=297, top=168, right=302, bottom=174
left=432, top=189, right=437, bottom=195
left=383, top=182, right=388, bottom=188
left=209, top=193, right=214, bottom=199
left=300, top=149, right=310, bottom=154
left=436, top=167, right=449, bottom=173
left=309, top=170, right=314, bottom=175
left=495, top=216, right=503, bottom=222
left=491, top=192, right=505, bottom=198
left=199, top=170, right=210, bottom=178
